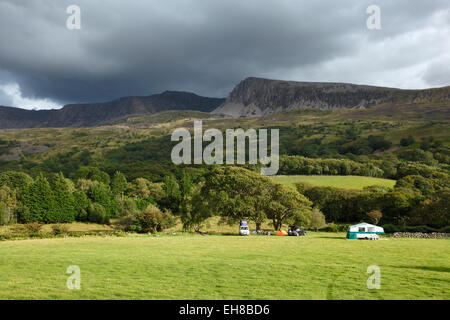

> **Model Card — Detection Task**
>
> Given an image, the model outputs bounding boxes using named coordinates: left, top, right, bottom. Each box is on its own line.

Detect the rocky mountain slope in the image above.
left=0, top=91, right=225, bottom=128
left=1, top=77, right=448, bottom=128
left=212, top=77, right=450, bottom=117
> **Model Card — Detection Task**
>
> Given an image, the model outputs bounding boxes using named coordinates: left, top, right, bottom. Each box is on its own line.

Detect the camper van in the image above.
left=346, top=222, right=384, bottom=240
left=239, top=220, right=250, bottom=236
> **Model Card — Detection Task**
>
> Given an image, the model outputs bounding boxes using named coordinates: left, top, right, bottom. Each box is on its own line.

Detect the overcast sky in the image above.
left=0, top=0, right=449, bottom=110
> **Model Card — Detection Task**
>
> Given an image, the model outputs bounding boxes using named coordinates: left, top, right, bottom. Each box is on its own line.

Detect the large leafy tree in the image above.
left=51, top=172, right=77, bottom=223
left=266, top=183, right=312, bottom=230
left=196, top=166, right=311, bottom=230
left=179, top=182, right=211, bottom=232
left=198, top=167, right=270, bottom=227
left=111, top=171, right=128, bottom=196
left=19, top=174, right=57, bottom=223
left=129, top=178, right=164, bottom=201
left=73, top=189, right=90, bottom=221
left=161, top=175, right=182, bottom=214
left=87, top=183, right=117, bottom=218
left=0, top=171, right=33, bottom=195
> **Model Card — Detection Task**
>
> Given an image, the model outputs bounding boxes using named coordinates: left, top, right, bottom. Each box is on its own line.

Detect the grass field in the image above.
left=0, top=233, right=448, bottom=300
left=271, top=175, right=397, bottom=190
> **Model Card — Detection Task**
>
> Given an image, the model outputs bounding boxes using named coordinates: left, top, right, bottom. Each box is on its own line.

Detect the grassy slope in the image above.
left=0, top=234, right=448, bottom=300
left=271, top=175, right=396, bottom=190
left=0, top=104, right=448, bottom=164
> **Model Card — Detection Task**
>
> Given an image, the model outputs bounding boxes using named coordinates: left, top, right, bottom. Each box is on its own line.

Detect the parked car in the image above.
left=288, top=225, right=306, bottom=236
left=239, top=220, right=250, bottom=236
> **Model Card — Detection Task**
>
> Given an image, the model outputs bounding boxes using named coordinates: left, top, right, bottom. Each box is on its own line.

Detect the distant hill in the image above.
left=1, top=77, right=449, bottom=128
left=0, top=91, right=225, bottom=128
left=212, top=77, right=450, bottom=117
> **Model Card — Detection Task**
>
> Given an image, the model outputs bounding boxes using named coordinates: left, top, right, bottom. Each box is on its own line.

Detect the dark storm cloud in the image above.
left=0, top=0, right=448, bottom=109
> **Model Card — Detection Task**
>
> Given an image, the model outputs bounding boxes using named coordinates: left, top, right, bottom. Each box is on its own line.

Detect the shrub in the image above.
left=137, top=204, right=165, bottom=233
left=87, top=203, right=109, bottom=224
left=308, top=208, right=326, bottom=231
left=121, top=204, right=174, bottom=234
left=24, top=222, right=43, bottom=235
left=10, top=224, right=27, bottom=234
left=51, top=224, right=70, bottom=236
left=161, top=209, right=177, bottom=230
left=116, top=196, right=138, bottom=217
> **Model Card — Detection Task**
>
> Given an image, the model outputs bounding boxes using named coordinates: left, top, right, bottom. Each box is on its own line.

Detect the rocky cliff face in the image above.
left=0, top=91, right=225, bottom=128
left=213, top=77, right=450, bottom=117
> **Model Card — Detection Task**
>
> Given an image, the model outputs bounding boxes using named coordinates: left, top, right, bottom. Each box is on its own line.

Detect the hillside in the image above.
left=1, top=77, right=449, bottom=128
left=0, top=91, right=225, bottom=129
left=213, top=77, right=450, bottom=117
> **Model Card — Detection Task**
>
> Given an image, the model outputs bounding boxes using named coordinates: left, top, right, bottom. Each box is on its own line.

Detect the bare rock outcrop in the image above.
left=213, top=77, right=450, bottom=117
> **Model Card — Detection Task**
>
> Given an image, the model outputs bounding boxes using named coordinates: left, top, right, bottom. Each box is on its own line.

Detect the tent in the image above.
left=346, top=222, right=384, bottom=240
left=275, top=229, right=288, bottom=236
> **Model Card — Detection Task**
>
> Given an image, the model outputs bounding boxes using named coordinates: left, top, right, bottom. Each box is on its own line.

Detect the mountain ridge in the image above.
left=1, top=77, right=449, bottom=128
left=0, top=91, right=225, bottom=128
left=212, top=77, right=450, bottom=117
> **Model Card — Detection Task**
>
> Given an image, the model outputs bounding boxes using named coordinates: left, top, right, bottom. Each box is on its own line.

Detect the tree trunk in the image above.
left=273, top=219, right=282, bottom=231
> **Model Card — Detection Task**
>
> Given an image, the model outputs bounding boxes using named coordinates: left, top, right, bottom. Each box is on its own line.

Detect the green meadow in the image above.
left=0, top=233, right=448, bottom=300
left=271, top=175, right=397, bottom=190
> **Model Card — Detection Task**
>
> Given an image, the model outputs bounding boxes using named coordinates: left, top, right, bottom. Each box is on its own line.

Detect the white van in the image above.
left=239, top=220, right=250, bottom=236
left=239, top=226, right=250, bottom=236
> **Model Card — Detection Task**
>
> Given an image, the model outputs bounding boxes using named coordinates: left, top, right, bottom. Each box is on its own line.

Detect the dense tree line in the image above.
left=296, top=173, right=449, bottom=228
left=279, top=156, right=385, bottom=177
left=0, top=149, right=448, bottom=231
left=0, top=168, right=176, bottom=231
left=278, top=155, right=448, bottom=180
left=0, top=165, right=448, bottom=231
left=0, top=167, right=319, bottom=232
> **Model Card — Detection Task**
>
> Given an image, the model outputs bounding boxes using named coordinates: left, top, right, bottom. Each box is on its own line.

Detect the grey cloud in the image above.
left=0, top=0, right=448, bottom=109
left=0, top=91, right=12, bottom=106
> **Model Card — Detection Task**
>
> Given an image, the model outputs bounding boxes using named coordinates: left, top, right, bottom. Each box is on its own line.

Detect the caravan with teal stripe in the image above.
left=346, top=223, right=384, bottom=240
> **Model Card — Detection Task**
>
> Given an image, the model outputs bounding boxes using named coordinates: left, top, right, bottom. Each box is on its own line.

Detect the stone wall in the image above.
left=389, top=232, right=450, bottom=239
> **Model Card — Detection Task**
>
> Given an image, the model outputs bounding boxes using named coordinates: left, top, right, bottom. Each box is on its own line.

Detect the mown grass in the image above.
left=0, top=233, right=448, bottom=300
left=271, top=175, right=396, bottom=190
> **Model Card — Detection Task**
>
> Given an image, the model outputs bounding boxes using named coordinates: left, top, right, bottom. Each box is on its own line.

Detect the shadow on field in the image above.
left=316, top=236, right=347, bottom=240
left=205, top=232, right=238, bottom=236
left=393, top=266, right=450, bottom=273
